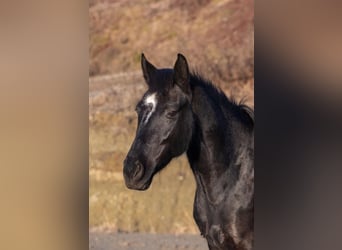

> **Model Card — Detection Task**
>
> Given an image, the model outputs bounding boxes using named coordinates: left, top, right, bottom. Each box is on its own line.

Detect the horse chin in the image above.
left=125, top=175, right=153, bottom=191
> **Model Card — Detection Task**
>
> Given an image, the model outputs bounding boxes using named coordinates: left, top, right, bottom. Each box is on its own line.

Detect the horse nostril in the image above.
left=132, top=160, right=144, bottom=181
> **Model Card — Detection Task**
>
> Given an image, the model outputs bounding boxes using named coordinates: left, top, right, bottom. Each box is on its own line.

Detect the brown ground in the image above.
left=90, top=232, right=208, bottom=250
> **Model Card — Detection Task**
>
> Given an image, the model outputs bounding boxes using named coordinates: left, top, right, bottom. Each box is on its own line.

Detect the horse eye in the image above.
left=166, top=109, right=178, bottom=118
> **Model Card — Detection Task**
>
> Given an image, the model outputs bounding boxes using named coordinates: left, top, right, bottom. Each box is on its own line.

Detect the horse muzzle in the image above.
left=123, top=157, right=151, bottom=190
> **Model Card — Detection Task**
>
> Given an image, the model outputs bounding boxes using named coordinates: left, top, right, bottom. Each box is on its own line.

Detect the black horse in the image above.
left=123, top=54, right=254, bottom=250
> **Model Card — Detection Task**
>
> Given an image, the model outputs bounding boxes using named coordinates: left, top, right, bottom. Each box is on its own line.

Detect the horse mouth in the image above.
left=125, top=175, right=153, bottom=191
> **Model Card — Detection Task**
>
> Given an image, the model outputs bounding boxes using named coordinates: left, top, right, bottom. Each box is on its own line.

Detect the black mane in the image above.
left=190, top=72, right=254, bottom=130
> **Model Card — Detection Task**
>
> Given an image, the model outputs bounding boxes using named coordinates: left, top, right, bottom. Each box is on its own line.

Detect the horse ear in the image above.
left=141, top=53, right=156, bottom=86
left=173, top=53, right=191, bottom=96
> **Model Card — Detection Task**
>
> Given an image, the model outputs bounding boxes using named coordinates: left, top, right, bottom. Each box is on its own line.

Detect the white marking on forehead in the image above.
left=145, top=93, right=157, bottom=106
left=143, top=93, right=157, bottom=124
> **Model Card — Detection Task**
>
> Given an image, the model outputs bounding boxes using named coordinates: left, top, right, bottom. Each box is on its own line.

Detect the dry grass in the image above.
left=89, top=0, right=254, bottom=105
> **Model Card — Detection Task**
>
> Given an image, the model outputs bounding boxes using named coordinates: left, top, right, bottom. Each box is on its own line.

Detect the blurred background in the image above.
left=89, top=0, right=254, bottom=244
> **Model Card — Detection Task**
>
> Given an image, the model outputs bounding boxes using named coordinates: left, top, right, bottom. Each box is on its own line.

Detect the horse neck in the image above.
left=186, top=83, right=250, bottom=204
